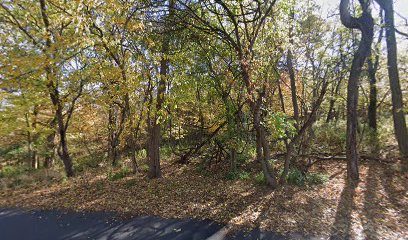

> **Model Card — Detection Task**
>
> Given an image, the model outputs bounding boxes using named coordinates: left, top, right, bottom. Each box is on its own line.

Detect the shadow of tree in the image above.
left=329, top=179, right=356, bottom=240
left=380, top=161, right=408, bottom=223
left=361, top=161, right=381, bottom=240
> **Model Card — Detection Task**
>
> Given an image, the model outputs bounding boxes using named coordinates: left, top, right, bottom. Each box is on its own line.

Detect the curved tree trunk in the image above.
left=340, top=0, right=374, bottom=181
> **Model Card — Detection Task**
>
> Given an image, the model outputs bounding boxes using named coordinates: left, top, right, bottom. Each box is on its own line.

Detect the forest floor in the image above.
left=0, top=158, right=407, bottom=239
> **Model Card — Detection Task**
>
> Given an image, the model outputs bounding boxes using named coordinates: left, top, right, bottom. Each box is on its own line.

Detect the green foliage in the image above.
left=225, top=170, right=250, bottom=181
left=73, top=154, right=103, bottom=173
left=254, top=172, right=267, bottom=185
left=140, top=164, right=150, bottom=173
left=106, top=167, right=131, bottom=181
left=286, top=168, right=306, bottom=186
left=245, top=146, right=257, bottom=161
left=307, top=172, right=329, bottom=185
left=196, top=164, right=209, bottom=176
left=266, top=113, right=297, bottom=140
left=314, top=121, right=346, bottom=152
left=279, top=168, right=329, bottom=186
left=124, top=179, right=138, bottom=188
left=0, top=165, right=30, bottom=178
left=159, top=145, right=173, bottom=159
left=0, top=145, right=27, bottom=161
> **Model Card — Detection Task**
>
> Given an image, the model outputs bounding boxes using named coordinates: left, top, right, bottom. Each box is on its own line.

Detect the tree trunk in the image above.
left=230, top=148, right=237, bottom=172
left=252, top=99, right=278, bottom=188
left=340, top=0, right=374, bottom=181
left=326, top=76, right=342, bottom=123
left=147, top=0, right=174, bottom=178
left=287, top=7, right=299, bottom=124
left=40, top=0, right=74, bottom=177
left=55, top=105, right=74, bottom=177
left=31, top=106, right=39, bottom=169
left=376, top=0, right=408, bottom=158
left=47, top=72, right=75, bottom=177
left=367, top=20, right=383, bottom=131
left=238, top=52, right=278, bottom=188
left=148, top=122, right=162, bottom=178
left=107, top=104, right=121, bottom=166
left=288, top=49, right=299, bottom=124
left=367, top=56, right=378, bottom=131
left=44, top=117, right=56, bottom=168
left=147, top=54, right=167, bottom=178
left=278, top=80, right=286, bottom=113
left=25, top=112, right=33, bottom=168
left=240, top=52, right=277, bottom=188
left=147, top=66, right=166, bottom=178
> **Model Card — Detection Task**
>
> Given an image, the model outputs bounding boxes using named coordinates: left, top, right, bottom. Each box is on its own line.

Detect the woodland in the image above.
left=0, top=0, right=407, bottom=239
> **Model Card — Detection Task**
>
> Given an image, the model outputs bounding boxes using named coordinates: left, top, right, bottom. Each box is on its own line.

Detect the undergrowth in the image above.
left=106, top=167, right=131, bottom=181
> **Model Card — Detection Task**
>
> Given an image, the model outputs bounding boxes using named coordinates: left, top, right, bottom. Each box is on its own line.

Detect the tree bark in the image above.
left=326, top=44, right=345, bottom=124
left=107, top=105, right=120, bottom=166
left=25, top=112, right=33, bottom=168
left=31, top=106, right=39, bottom=169
left=54, top=97, right=74, bottom=177
left=250, top=87, right=277, bottom=188
left=44, top=117, right=56, bottom=168
left=367, top=18, right=383, bottom=131
left=375, top=0, right=408, bottom=158
left=287, top=7, right=299, bottom=125
left=147, top=59, right=166, bottom=178
left=278, top=80, right=286, bottom=113
left=367, top=57, right=378, bottom=131
left=326, top=78, right=342, bottom=123
left=340, top=0, right=374, bottom=181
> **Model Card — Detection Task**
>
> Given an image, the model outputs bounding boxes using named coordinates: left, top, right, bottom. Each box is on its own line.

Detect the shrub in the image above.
left=106, top=167, right=131, bottom=181
left=314, top=121, right=346, bottom=152
left=286, top=168, right=306, bottom=186
left=196, top=164, right=209, bottom=176
left=278, top=168, right=329, bottom=186
left=0, top=165, right=30, bottom=178
left=226, top=170, right=250, bottom=181
left=140, top=164, right=149, bottom=173
left=254, top=172, right=266, bottom=185
left=307, top=172, right=329, bottom=185
left=0, top=145, right=26, bottom=161
left=73, top=154, right=104, bottom=173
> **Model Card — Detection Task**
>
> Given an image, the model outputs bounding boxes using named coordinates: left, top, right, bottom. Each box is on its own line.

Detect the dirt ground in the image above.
left=1, top=159, right=407, bottom=239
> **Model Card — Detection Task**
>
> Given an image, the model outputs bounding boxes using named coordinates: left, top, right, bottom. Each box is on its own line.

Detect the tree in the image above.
left=375, top=0, right=408, bottom=158
left=0, top=0, right=88, bottom=177
left=367, top=20, right=383, bottom=132
left=340, top=0, right=374, bottom=180
left=179, top=0, right=280, bottom=188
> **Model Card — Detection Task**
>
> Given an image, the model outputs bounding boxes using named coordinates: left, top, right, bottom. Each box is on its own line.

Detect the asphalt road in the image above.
left=0, top=208, right=298, bottom=240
